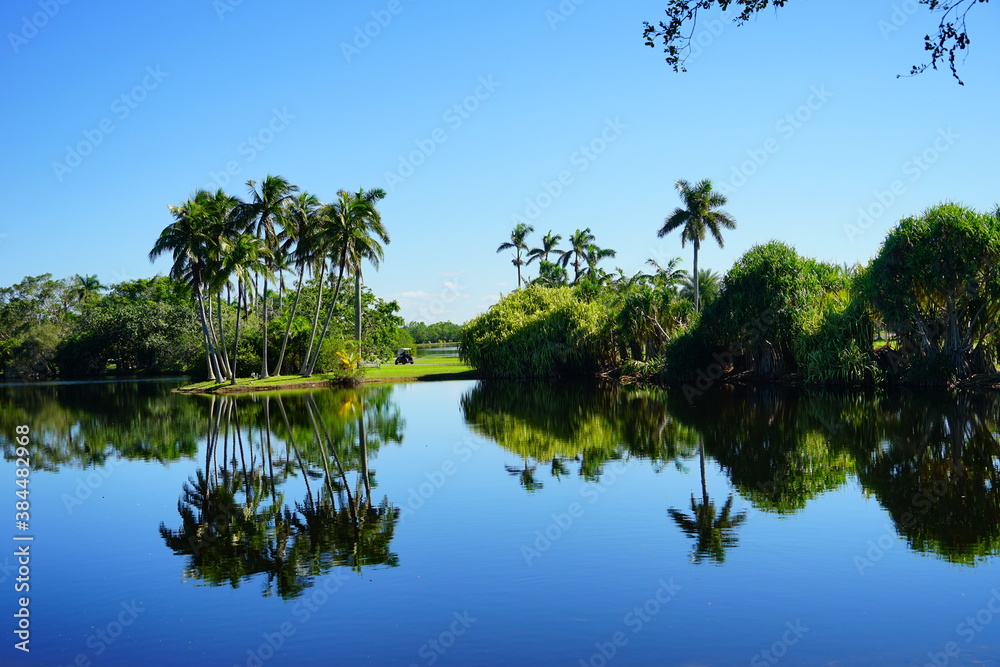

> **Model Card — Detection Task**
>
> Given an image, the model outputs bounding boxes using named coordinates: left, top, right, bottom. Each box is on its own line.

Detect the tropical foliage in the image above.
left=149, top=177, right=396, bottom=383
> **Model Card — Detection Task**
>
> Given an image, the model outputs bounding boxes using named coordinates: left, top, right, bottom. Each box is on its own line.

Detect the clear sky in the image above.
left=2, top=0, right=998, bottom=324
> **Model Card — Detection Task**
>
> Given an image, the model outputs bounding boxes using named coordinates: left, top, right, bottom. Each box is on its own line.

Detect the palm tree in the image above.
left=644, top=257, right=686, bottom=290
left=303, top=188, right=388, bottom=376
left=150, top=191, right=227, bottom=382
left=239, top=175, right=299, bottom=379
left=221, top=233, right=272, bottom=384
left=526, top=230, right=562, bottom=266
left=558, top=228, right=595, bottom=284
left=558, top=228, right=615, bottom=284
left=201, top=189, right=243, bottom=380
left=497, top=222, right=534, bottom=288
left=73, top=274, right=104, bottom=307
left=583, top=244, right=617, bottom=281
left=273, top=192, right=321, bottom=376
left=658, top=179, right=736, bottom=313
left=680, top=268, right=722, bottom=309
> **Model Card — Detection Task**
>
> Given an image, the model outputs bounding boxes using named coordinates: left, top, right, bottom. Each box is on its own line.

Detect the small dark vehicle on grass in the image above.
left=395, top=348, right=414, bottom=365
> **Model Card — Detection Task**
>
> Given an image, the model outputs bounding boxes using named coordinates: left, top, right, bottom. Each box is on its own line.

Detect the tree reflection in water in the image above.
left=160, top=388, right=402, bottom=599
left=463, top=380, right=1000, bottom=566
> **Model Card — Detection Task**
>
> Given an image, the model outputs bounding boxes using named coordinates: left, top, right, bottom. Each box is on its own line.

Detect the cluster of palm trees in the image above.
left=496, top=178, right=734, bottom=313
left=497, top=225, right=617, bottom=287
left=149, top=175, right=389, bottom=385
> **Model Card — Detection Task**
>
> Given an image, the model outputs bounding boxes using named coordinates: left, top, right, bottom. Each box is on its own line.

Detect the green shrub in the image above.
left=461, top=286, right=611, bottom=377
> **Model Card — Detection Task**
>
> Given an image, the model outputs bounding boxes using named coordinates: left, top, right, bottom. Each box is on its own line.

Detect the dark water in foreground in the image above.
left=1, top=379, right=999, bottom=666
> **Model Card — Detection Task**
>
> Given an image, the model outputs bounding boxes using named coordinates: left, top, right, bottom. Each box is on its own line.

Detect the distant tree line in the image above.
left=0, top=272, right=404, bottom=381
left=405, top=321, right=463, bottom=344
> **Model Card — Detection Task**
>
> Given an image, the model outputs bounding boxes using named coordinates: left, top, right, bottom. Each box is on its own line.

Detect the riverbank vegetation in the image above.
left=465, top=186, right=1000, bottom=388
left=0, top=270, right=407, bottom=382
left=0, top=174, right=418, bottom=383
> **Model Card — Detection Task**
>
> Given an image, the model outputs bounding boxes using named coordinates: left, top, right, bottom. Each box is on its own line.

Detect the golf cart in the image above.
left=394, top=348, right=414, bottom=365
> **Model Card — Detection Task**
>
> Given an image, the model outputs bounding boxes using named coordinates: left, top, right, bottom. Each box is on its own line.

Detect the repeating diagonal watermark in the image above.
left=750, top=620, right=810, bottom=666
left=62, top=459, right=124, bottom=514
left=51, top=66, right=169, bottom=182
left=407, top=611, right=477, bottom=667
left=577, top=578, right=682, bottom=666
left=213, top=0, right=245, bottom=21
left=228, top=570, right=350, bottom=666
left=510, top=117, right=627, bottom=224
left=681, top=308, right=778, bottom=404
left=202, top=107, right=296, bottom=191
left=843, top=127, right=959, bottom=244
left=398, top=433, right=485, bottom=526
left=7, top=0, right=70, bottom=53
left=58, top=599, right=146, bottom=664
left=546, top=0, right=586, bottom=30
left=521, top=458, right=634, bottom=566
left=921, top=589, right=1000, bottom=667
left=878, top=1, right=920, bottom=40
left=716, top=85, right=833, bottom=197
left=341, top=0, right=415, bottom=63
left=854, top=455, right=964, bottom=575
left=384, top=76, right=500, bottom=191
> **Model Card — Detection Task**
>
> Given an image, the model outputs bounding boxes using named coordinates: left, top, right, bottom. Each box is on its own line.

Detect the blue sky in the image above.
left=2, top=0, right=998, bottom=323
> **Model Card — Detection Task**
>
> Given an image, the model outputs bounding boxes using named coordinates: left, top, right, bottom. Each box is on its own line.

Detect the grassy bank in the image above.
left=176, top=359, right=477, bottom=393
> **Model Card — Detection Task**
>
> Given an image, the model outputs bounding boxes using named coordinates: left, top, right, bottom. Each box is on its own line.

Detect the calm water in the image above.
left=1, top=379, right=999, bottom=666
left=414, top=344, right=460, bottom=359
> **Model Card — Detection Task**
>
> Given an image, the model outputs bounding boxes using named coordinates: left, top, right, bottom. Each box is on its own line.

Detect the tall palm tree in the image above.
left=658, top=178, right=736, bottom=313
left=150, top=191, right=227, bottom=382
left=584, top=244, right=617, bottom=280
left=558, top=228, right=594, bottom=284
left=273, top=192, right=321, bottom=376
left=202, top=189, right=243, bottom=380
left=497, top=222, right=534, bottom=288
left=303, top=188, right=388, bottom=376
left=222, top=233, right=272, bottom=384
left=526, top=230, right=562, bottom=266
left=558, top=228, right=615, bottom=284
left=239, top=175, right=299, bottom=379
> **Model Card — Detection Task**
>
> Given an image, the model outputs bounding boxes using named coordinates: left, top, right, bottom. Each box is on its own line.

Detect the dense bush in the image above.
left=864, top=202, right=1000, bottom=382
left=461, top=286, right=611, bottom=377
left=663, top=241, right=879, bottom=385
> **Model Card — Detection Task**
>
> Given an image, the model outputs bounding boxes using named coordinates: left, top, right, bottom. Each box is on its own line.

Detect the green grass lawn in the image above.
left=178, top=358, right=477, bottom=392
left=364, top=358, right=476, bottom=381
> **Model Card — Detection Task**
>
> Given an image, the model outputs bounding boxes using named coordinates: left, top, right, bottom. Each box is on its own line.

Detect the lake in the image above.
left=1, top=379, right=999, bottom=666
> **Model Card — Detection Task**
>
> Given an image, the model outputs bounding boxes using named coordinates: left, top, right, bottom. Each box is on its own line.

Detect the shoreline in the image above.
left=173, top=364, right=479, bottom=394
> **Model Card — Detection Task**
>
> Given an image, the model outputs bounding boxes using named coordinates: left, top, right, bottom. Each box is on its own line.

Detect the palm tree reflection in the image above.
left=160, top=391, right=400, bottom=599
left=667, top=440, right=747, bottom=564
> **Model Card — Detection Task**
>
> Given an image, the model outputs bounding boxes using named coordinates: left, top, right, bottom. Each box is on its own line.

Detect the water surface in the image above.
left=1, top=379, right=998, bottom=666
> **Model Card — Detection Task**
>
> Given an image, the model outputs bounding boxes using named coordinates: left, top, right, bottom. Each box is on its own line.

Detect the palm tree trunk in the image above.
left=194, top=283, right=224, bottom=383
left=205, top=294, right=232, bottom=379
left=358, top=401, right=372, bottom=503
left=273, top=266, right=305, bottom=377
left=260, top=278, right=271, bottom=379
left=230, top=280, right=244, bottom=384
left=699, top=440, right=708, bottom=506
left=355, top=267, right=362, bottom=364
left=693, top=240, right=701, bottom=314
left=216, top=292, right=231, bottom=376
left=305, top=259, right=349, bottom=376
left=299, top=263, right=328, bottom=375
